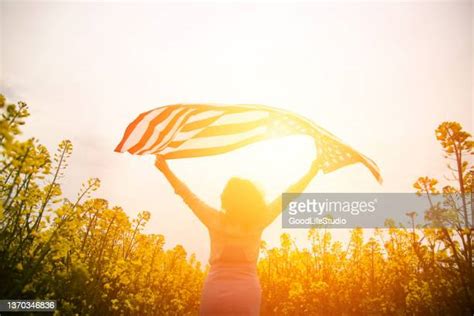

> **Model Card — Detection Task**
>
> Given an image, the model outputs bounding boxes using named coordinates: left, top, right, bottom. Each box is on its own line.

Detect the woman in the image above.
left=155, top=155, right=320, bottom=315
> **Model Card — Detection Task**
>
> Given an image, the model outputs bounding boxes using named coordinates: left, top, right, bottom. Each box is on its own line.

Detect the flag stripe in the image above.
left=165, top=140, right=186, bottom=149
left=114, top=108, right=159, bottom=152
left=150, top=108, right=210, bottom=154
left=184, top=110, right=224, bottom=124
left=180, top=109, right=262, bottom=132
left=163, top=133, right=267, bottom=159
left=160, top=126, right=267, bottom=153
left=192, top=118, right=269, bottom=138
left=208, top=110, right=268, bottom=126
left=169, top=111, right=270, bottom=148
left=180, top=114, right=225, bottom=132
left=136, top=107, right=192, bottom=155
left=128, top=107, right=177, bottom=154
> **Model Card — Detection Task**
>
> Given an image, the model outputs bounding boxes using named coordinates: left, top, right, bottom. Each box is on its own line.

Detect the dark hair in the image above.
left=221, top=177, right=266, bottom=229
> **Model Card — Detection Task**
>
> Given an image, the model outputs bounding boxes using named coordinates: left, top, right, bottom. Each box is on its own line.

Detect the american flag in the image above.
left=115, top=104, right=382, bottom=183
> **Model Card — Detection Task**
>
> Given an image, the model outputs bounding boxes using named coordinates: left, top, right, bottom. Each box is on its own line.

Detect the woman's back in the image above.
left=202, top=217, right=263, bottom=315
left=208, top=214, right=263, bottom=266
left=154, top=156, right=321, bottom=315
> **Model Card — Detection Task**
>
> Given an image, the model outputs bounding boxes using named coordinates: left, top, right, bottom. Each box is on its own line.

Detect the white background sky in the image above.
left=1, top=0, right=472, bottom=262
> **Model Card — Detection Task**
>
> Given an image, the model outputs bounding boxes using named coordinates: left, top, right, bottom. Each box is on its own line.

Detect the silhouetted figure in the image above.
left=155, top=155, right=320, bottom=315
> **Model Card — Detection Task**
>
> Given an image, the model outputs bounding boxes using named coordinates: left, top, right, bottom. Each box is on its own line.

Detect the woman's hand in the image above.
left=155, top=155, right=168, bottom=171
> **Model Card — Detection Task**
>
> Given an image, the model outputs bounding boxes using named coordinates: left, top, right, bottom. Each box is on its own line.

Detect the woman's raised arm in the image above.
left=155, top=156, right=220, bottom=229
left=264, top=158, right=321, bottom=227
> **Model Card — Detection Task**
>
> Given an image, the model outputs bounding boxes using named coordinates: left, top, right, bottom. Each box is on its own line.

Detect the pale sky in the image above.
left=1, top=1, right=472, bottom=262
